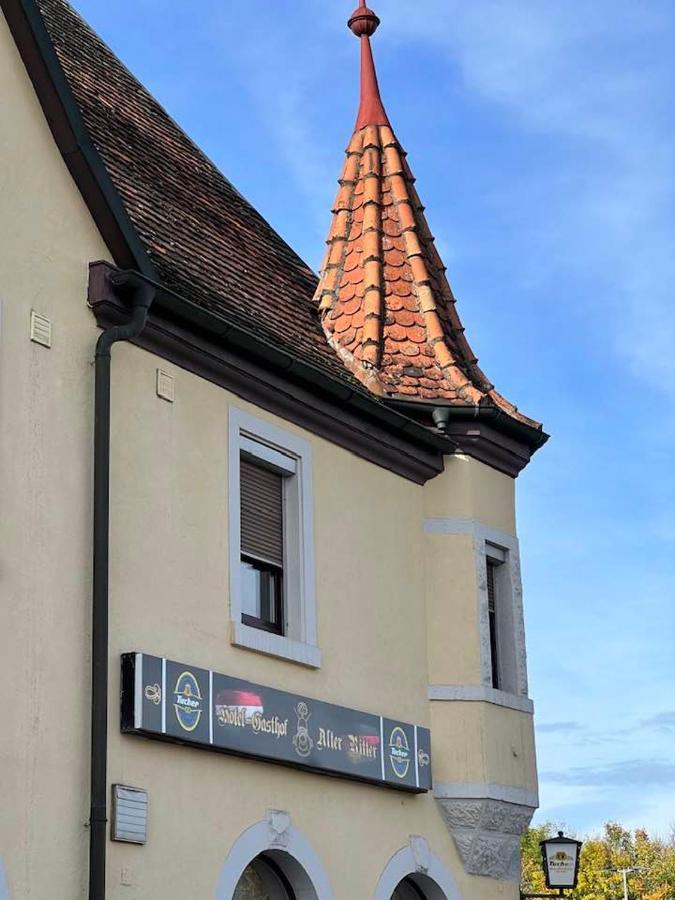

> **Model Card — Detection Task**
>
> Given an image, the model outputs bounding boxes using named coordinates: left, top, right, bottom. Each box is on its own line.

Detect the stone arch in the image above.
left=374, top=837, right=461, bottom=900
left=214, top=810, right=333, bottom=900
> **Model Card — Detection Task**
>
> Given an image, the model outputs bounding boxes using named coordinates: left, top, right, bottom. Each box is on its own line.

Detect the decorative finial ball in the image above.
left=348, top=5, right=381, bottom=38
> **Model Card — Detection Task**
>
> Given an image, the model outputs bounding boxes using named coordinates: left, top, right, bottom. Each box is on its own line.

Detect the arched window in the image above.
left=375, top=839, right=459, bottom=900
left=233, top=854, right=297, bottom=900
left=215, top=814, right=331, bottom=900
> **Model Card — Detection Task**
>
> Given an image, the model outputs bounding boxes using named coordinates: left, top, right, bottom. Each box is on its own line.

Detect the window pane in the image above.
left=241, top=560, right=262, bottom=619
left=241, top=558, right=283, bottom=633
left=233, top=856, right=295, bottom=899
left=233, top=863, right=268, bottom=900
left=487, top=560, right=500, bottom=689
left=392, top=879, right=426, bottom=899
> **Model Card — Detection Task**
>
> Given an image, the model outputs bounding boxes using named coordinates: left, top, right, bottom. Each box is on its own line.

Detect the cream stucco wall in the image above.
left=424, top=455, right=517, bottom=537
left=103, top=353, right=526, bottom=900
left=422, top=444, right=537, bottom=885
left=429, top=705, right=537, bottom=793
left=425, top=532, right=481, bottom=686
left=0, top=7, right=537, bottom=897
left=101, top=349, right=533, bottom=898
left=105, top=346, right=441, bottom=896
left=0, top=9, right=111, bottom=898
left=108, top=347, right=428, bottom=719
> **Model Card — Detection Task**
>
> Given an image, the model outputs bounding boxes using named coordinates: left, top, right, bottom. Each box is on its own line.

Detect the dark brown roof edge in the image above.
left=1, top=0, right=157, bottom=277
left=387, top=400, right=549, bottom=478
left=89, top=262, right=453, bottom=485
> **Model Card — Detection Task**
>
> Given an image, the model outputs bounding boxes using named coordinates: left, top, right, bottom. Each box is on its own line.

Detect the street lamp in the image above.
left=541, top=832, right=583, bottom=893
left=521, top=831, right=583, bottom=900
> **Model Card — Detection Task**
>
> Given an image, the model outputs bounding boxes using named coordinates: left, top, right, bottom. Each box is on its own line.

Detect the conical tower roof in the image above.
left=313, top=2, right=541, bottom=433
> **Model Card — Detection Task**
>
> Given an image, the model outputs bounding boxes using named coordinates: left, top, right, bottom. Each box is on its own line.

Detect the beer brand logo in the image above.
left=292, top=702, right=314, bottom=758
left=388, top=726, right=411, bottom=779
left=550, top=850, right=573, bottom=868
left=173, top=671, right=202, bottom=732
left=144, top=683, right=162, bottom=706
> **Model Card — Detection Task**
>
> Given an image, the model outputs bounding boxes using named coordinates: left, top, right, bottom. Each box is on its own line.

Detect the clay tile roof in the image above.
left=314, top=2, right=543, bottom=432
left=32, top=0, right=365, bottom=391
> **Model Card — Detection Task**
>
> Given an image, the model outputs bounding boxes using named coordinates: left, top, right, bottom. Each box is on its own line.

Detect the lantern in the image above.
left=540, top=831, right=582, bottom=891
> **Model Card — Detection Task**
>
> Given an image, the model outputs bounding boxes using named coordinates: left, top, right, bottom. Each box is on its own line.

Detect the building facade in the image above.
left=0, top=0, right=547, bottom=897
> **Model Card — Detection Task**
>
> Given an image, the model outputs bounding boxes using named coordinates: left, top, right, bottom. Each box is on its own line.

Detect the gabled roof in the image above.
left=30, top=0, right=361, bottom=387
left=2, top=0, right=547, bottom=475
left=314, top=2, right=542, bottom=434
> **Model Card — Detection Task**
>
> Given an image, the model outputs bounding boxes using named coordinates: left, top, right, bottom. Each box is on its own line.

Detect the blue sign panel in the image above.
left=121, top=653, right=432, bottom=793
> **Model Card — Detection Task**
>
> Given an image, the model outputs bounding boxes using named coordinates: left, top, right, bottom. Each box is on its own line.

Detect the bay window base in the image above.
left=434, top=785, right=537, bottom=881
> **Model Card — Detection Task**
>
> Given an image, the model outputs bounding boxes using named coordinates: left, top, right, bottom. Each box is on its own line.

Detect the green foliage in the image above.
left=521, top=823, right=675, bottom=900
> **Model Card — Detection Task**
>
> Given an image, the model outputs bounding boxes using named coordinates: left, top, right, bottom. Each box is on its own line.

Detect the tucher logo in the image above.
left=173, top=671, right=202, bottom=732
left=388, top=726, right=411, bottom=779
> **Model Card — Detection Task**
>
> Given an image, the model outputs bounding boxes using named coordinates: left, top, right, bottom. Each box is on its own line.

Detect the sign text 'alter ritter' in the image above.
left=121, top=653, right=432, bottom=792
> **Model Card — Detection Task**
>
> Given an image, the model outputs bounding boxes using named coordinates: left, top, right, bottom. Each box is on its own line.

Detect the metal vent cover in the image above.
left=111, top=785, right=148, bottom=844
left=30, top=311, right=52, bottom=348
left=156, top=369, right=174, bottom=402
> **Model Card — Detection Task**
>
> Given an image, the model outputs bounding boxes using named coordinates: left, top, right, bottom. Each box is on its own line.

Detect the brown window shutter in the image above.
left=240, top=457, right=283, bottom=567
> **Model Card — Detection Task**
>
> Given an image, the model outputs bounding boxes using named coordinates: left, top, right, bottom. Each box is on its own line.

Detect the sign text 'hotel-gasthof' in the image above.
left=121, top=653, right=432, bottom=792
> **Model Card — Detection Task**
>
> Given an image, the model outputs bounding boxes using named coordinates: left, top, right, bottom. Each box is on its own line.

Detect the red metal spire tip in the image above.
left=348, top=3, right=380, bottom=38
left=348, top=1, right=389, bottom=130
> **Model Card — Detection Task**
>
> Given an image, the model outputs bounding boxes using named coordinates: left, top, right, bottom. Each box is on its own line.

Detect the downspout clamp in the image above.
left=90, top=271, right=155, bottom=900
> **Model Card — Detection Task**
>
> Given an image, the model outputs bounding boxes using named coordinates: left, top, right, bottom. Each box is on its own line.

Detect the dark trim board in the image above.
left=389, top=402, right=548, bottom=478
left=441, top=419, right=533, bottom=478
left=88, top=260, right=544, bottom=481
left=88, top=262, right=451, bottom=485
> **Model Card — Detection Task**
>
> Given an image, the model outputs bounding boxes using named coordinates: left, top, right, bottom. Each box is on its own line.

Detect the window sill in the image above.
left=427, top=684, right=534, bottom=714
left=232, top=621, right=321, bottom=669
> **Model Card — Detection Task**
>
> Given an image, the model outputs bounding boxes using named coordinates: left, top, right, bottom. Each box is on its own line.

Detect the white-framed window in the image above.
left=228, top=407, right=319, bottom=668
left=482, top=540, right=521, bottom=696
left=423, top=517, right=530, bottom=709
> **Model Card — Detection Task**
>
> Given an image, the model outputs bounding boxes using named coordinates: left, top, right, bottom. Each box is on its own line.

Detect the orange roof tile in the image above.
left=313, top=2, right=542, bottom=431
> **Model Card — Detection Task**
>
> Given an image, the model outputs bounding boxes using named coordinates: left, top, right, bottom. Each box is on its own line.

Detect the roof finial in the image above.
left=348, top=0, right=380, bottom=37
left=347, top=2, right=390, bottom=129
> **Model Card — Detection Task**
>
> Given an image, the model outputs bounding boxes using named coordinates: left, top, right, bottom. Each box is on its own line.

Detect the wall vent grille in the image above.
left=30, top=311, right=52, bottom=348
left=111, top=785, right=148, bottom=844
left=156, top=369, right=175, bottom=402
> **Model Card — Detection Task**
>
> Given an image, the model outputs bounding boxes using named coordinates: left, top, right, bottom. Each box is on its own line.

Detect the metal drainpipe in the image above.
left=90, top=271, right=155, bottom=900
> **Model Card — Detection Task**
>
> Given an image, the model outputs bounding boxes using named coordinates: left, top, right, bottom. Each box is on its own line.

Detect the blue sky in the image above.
left=69, top=0, right=675, bottom=836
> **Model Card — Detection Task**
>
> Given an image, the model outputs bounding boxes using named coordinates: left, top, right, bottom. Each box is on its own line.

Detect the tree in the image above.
left=521, top=823, right=675, bottom=900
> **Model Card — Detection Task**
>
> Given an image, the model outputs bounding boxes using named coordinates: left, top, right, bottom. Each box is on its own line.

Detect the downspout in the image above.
left=90, top=271, right=155, bottom=900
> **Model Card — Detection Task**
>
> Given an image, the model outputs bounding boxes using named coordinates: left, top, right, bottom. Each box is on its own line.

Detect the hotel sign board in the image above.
left=121, top=653, right=432, bottom=793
